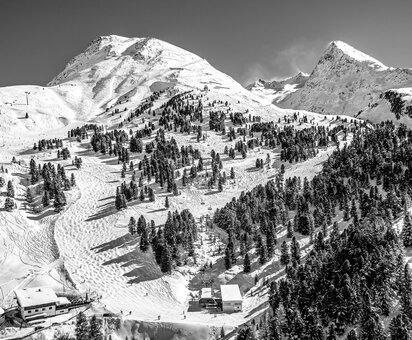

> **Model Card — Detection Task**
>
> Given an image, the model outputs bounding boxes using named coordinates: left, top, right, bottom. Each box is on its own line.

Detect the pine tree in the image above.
left=290, top=236, right=301, bottom=264
left=88, top=315, right=103, bottom=340
left=4, top=197, right=14, bottom=212
left=280, top=241, right=290, bottom=266
left=115, top=187, right=126, bottom=210
left=403, top=212, right=412, bottom=247
left=75, top=311, right=89, bottom=340
left=287, top=220, right=293, bottom=238
left=7, top=180, right=14, bottom=198
left=257, top=234, right=267, bottom=265
left=128, top=217, right=136, bottom=235
left=230, top=167, right=235, bottom=179
left=140, top=225, right=150, bottom=252
left=359, top=305, right=385, bottom=340
left=236, top=325, right=256, bottom=340
left=71, top=173, right=76, bottom=186
left=54, top=186, right=67, bottom=212
left=42, top=191, right=50, bottom=207
left=165, top=196, right=170, bottom=209
left=26, top=187, right=33, bottom=203
left=389, top=314, right=410, bottom=340
left=346, top=329, right=359, bottom=340
left=243, top=253, right=251, bottom=273
left=218, top=177, right=223, bottom=192
left=160, top=245, right=172, bottom=273
left=139, top=189, right=145, bottom=201
left=326, top=323, right=337, bottom=340
left=224, top=246, right=232, bottom=270
left=137, top=215, right=147, bottom=235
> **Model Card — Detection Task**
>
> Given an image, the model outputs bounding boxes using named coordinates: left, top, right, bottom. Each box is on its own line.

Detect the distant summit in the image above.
left=246, top=72, right=309, bottom=104
left=276, top=40, right=412, bottom=119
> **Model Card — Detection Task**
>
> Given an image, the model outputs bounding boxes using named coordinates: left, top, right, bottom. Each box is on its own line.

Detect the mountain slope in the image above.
left=246, top=72, right=308, bottom=104
left=278, top=41, right=412, bottom=118
left=0, top=35, right=267, bottom=136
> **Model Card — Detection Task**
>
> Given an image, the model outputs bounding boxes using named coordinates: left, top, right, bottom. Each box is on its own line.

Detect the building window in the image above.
left=42, top=308, right=45, bottom=311
left=49, top=307, right=53, bottom=310
left=27, top=311, right=31, bottom=313
left=35, top=309, right=39, bottom=312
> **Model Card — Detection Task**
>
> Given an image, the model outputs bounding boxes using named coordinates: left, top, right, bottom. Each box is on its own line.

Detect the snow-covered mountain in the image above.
left=0, top=35, right=267, bottom=136
left=277, top=41, right=412, bottom=119
left=246, top=72, right=308, bottom=104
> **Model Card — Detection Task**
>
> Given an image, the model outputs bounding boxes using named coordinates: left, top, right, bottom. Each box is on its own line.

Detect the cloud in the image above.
left=240, top=39, right=326, bottom=86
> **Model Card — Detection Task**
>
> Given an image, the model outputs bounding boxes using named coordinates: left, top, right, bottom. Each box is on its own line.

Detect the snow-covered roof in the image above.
left=57, top=297, right=71, bottom=306
left=200, top=288, right=212, bottom=299
left=220, top=284, right=242, bottom=302
left=15, top=287, right=59, bottom=308
left=331, top=41, right=388, bottom=70
left=0, top=307, right=4, bottom=315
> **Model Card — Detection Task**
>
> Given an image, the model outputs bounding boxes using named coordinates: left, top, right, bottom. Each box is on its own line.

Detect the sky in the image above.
left=1, top=0, right=412, bottom=87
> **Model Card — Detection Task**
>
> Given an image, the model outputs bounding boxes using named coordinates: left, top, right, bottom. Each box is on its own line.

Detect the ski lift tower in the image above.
left=25, top=91, right=31, bottom=106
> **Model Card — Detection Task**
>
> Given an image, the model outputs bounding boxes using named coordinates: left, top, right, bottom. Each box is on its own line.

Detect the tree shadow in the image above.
left=91, top=233, right=138, bottom=253
left=204, top=190, right=220, bottom=196
left=27, top=208, right=56, bottom=220
left=93, top=235, right=163, bottom=284
left=246, top=167, right=260, bottom=173
left=148, top=208, right=167, bottom=214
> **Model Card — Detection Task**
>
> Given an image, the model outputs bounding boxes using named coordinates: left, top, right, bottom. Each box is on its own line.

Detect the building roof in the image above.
left=0, top=307, right=4, bottom=315
left=220, top=284, right=242, bottom=302
left=200, top=288, right=212, bottom=299
left=15, top=287, right=59, bottom=308
left=57, top=297, right=71, bottom=306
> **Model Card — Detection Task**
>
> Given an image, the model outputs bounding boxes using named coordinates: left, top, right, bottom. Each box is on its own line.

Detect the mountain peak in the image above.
left=326, top=40, right=388, bottom=70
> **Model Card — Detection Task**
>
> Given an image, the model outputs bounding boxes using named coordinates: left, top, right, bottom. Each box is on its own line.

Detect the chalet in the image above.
left=15, top=287, right=70, bottom=321
left=221, top=284, right=242, bottom=312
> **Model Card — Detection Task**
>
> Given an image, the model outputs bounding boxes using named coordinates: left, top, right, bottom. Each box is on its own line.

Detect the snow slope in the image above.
left=358, top=87, right=412, bottom=125
left=278, top=41, right=412, bottom=120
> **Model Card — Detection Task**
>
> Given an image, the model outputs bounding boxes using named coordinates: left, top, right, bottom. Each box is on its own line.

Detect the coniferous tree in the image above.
left=26, top=187, right=33, bottom=203
left=71, top=173, right=76, bottom=186
left=115, top=187, right=126, bottom=210
left=140, top=225, right=150, bottom=252
left=403, top=212, right=412, bottom=247
left=389, top=314, right=410, bottom=340
left=88, top=315, right=103, bottom=340
left=128, top=217, right=136, bottom=235
left=7, top=180, right=14, bottom=198
left=346, top=330, right=359, bottom=340
left=54, top=186, right=67, bottom=212
left=243, top=253, right=251, bottom=273
left=224, top=246, right=232, bottom=270
left=290, top=236, right=301, bottom=264
left=287, top=220, right=293, bottom=238
left=257, top=234, right=267, bottom=265
left=165, top=196, right=170, bottom=209
left=280, top=241, right=290, bottom=266
left=236, top=325, right=256, bottom=340
left=75, top=311, right=89, bottom=340
left=359, top=304, right=385, bottom=340
left=42, top=191, right=50, bottom=207
left=4, top=197, right=14, bottom=212
left=160, top=245, right=172, bottom=273
left=326, top=323, right=337, bottom=340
